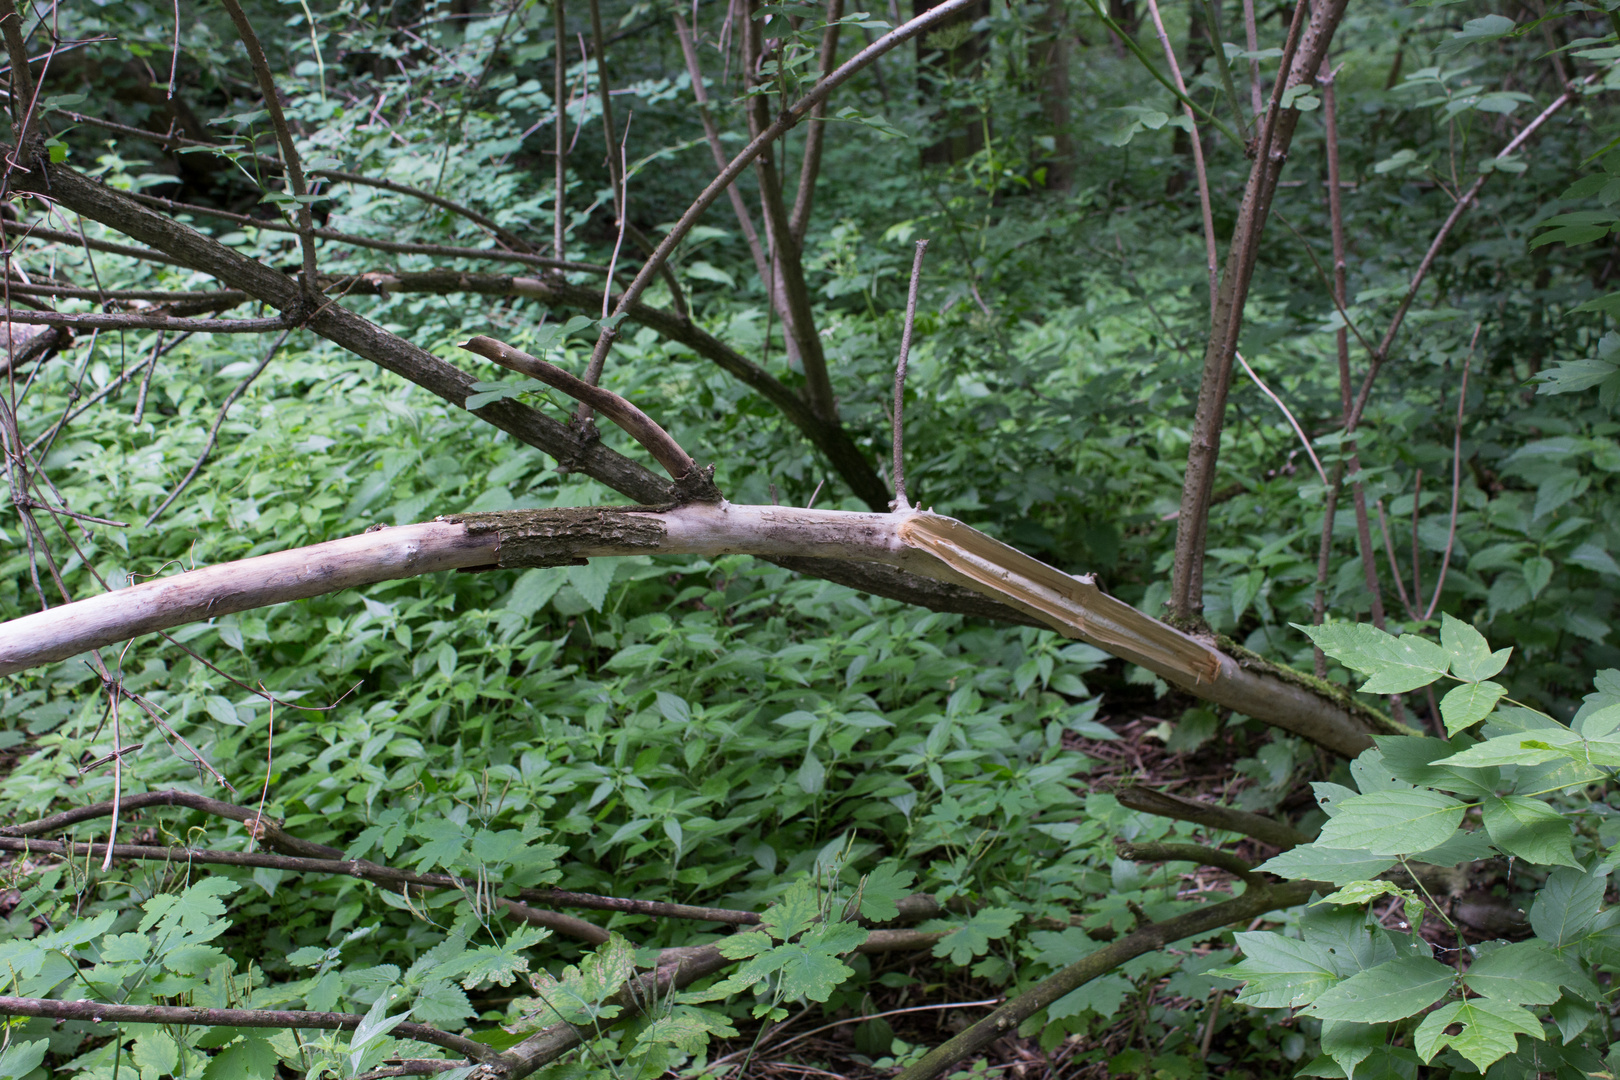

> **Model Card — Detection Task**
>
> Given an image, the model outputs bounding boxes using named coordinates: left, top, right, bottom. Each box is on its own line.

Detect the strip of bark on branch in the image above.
left=0, top=505, right=1398, bottom=756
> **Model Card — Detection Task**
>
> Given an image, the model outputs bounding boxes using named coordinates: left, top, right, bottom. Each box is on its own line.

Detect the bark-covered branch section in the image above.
left=0, top=505, right=1400, bottom=756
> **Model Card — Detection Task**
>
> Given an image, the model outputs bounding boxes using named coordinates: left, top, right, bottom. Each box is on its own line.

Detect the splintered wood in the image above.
left=897, top=514, right=1222, bottom=686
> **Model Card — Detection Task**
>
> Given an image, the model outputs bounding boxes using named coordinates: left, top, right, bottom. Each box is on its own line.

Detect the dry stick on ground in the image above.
left=1145, top=0, right=1218, bottom=321
left=1117, top=841, right=1265, bottom=885
left=788, top=0, right=843, bottom=243
left=144, top=326, right=291, bottom=526
left=894, top=881, right=1322, bottom=1080
left=1169, top=0, right=1345, bottom=621
left=219, top=0, right=319, bottom=298
left=0, top=996, right=500, bottom=1064
left=1113, top=785, right=1312, bottom=849
left=891, top=239, right=927, bottom=510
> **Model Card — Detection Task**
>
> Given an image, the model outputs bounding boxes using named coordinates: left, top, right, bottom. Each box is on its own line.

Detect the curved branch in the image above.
left=0, top=506, right=1392, bottom=756
left=1, top=219, right=191, bottom=268
left=0, top=995, right=497, bottom=1063
left=338, top=270, right=888, bottom=509
left=460, top=335, right=712, bottom=496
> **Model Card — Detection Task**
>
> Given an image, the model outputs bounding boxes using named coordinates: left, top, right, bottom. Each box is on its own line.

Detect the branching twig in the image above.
left=144, top=327, right=291, bottom=526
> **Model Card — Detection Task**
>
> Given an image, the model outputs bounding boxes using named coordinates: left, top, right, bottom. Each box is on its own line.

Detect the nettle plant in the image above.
left=1225, top=615, right=1620, bottom=1078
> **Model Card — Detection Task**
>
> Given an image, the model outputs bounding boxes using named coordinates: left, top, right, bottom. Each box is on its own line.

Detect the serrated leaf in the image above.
left=1048, top=973, right=1133, bottom=1019
left=1257, top=845, right=1396, bottom=885
left=1462, top=940, right=1577, bottom=1004
left=1531, top=866, right=1607, bottom=948
left=931, top=907, right=1021, bottom=966
left=1440, top=681, right=1507, bottom=735
left=1221, top=932, right=1340, bottom=1008
left=1481, top=794, right=1577, bottom=867
left=1432, top=728, right=1582, bottom=768
left=1293, top=622, right=1449, bottom=693
left=1413, top=997, right=1541, bottom=1070
left=1304, top=954, right=1455, bottom=1022
left=858, top=863, right=916, bottom=922
left=1316, top=790, right=1465, bottom=856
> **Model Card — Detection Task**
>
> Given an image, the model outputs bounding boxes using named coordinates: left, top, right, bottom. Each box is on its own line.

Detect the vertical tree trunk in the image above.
left=1031, top=1, right=1075, bottom=192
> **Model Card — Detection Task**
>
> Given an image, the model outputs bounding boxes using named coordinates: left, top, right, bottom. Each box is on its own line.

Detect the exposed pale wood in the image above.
left=0, top=506, right=1391, bottom=756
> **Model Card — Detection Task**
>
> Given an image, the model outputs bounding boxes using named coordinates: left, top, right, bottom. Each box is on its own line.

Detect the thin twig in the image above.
left=1233, top=352, right=1326, bottom=486
left=1145, top=0, right=1218, bottom=320
left=144, top=327, right=291, bottom=526
left=891, top=239, right=928, bottom=511
left=219, top=0, right=320, bottom=296
left=1425, top=332, right=1476, bottom=620
left=554, top=0, right=568, bottom=261
left=0, top=309, right=287, bottom=333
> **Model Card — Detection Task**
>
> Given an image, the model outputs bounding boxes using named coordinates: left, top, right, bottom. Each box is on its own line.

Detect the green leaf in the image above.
left=858, top=862, right=917, bottom=922
left=1439, top=681, right=1507, bottom=735
left=1434, top=14, right=1516, bottom=56
left=1481, top=794, right=1577, bottom=867
left=1292, top=623, right=1449, bottom=693
left=1531, top=866, right=1607, bottom=948
left=1413, top=997, right=1542, bottom=1070
left=1431, top=728, right=1582, bottom=768
left=199, top=1034, right=280, bottom=1079
left=0, top=1040, right=48, bottom=1079
left=1462, top=940, right=1578, bottom=1004
left=1256, top=846, right=1395, bottom=886
left=1317, top=880, right=1425, bottom=930
left=1222, top=932, right=1340, bottom=1008
left=1316, top=790, right=1466, bottom=856
left=1304, top=954, right=1455, bottom=1022
left=567, top=559, right=616, bottom=611
left=1440, top=614, right=1511, bottom=682
left=1048, top=973, right=1133, bottom=1019
left=931, top=907, right=1021, bottom=966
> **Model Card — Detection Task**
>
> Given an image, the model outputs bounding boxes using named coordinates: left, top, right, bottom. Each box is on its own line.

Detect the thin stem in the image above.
left=1243, top=0, right=1261, bottom=116
left=892, top=239, right=928, bottom=511
left=219, top=0, right=320, bottom=297
left=1145, top=0, right=1218, bottom=321
left=144, top=327, right=290, bottom=526
left=789, top=0, right=843, bottom=242
left=1234, top=352, right=1326, bottom=485
left=1425, top=335, right=1475, bottom=620
left=587, top=0, right=622, bottom=219
left=553, top=0, right=568, bottom=261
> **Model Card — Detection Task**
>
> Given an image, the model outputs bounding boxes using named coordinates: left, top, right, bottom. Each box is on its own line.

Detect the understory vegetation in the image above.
left=2, top=0, right=1620, bottom=1076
